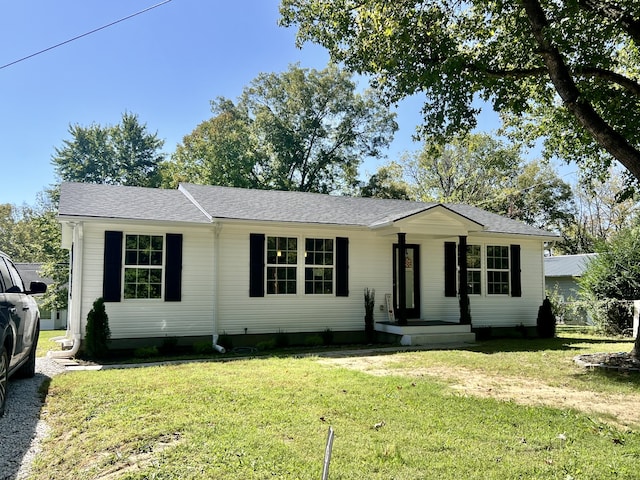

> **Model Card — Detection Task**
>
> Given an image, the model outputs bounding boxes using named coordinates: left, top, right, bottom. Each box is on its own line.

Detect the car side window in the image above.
left=0, top=257, right=24, bottom=293
left=0, top=258, right=10, bottom=293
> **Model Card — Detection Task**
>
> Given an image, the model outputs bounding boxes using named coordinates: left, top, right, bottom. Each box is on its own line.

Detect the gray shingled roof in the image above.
left=59, top=182, right=211, bottom=224
left=180, top=184, right=556, bottom=237
left=58, top=182, right=557, bottom=238
left=544, top=254, right=598, bottom=277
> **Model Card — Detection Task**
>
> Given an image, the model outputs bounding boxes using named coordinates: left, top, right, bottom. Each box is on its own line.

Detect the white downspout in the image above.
left=49, top=221, right=83, bottom=358
left=212, top=221, right=225, bottom=353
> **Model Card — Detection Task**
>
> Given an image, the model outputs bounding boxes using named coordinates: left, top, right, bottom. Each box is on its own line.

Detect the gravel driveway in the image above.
left=0, top=357, right=65, bottom=480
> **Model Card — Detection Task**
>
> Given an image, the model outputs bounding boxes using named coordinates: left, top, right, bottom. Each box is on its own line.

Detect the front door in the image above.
left=393, top=244, right=420, bottom=319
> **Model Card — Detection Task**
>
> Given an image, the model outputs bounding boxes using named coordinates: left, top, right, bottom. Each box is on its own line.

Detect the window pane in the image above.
left=303, top=238, right=334, bottom=294
left=125, top=251, right=137, bottom=266
left=466, top=245, right=481, bottom=268
left=149, top=284, right=162, bottom=298
left=267, top=266, right=296, bottom=295
left=126, top=235, right=138, bottom=249
left=467, top=271, right=481, bottom=295
left=123, top=234, right=165, bottom=299
left=151, top=236, right=163, bottom=251
left=139, top=235, right=150, bottom=250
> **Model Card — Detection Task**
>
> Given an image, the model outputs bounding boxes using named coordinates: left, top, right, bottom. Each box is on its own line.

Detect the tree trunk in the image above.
left=632, top=331, right=640, bottom=360
left=520, top=0, right=640, bottom=182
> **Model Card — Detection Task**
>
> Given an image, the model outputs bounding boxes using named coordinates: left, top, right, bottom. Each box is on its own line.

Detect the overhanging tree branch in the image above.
left=576, top=0, right=640, bottom=44
left=521, top=0, right=640, bottom=180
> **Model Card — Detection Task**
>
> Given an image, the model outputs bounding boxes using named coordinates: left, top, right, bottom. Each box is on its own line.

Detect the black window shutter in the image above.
left=249, top=233, right=265, bottom=297
left=103, top=231, right=123, bottom=302
left=510, top=244, right=522, bottom=297
left=165, top=233, right=183, bottom=302
left=336, top=237, right=349, bottom=297
left=444, top=241, right=457, bottom=297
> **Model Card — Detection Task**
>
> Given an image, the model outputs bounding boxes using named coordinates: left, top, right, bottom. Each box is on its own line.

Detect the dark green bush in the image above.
left=537, top=297, right=556, bottom=339
left=84, top=298, right=111, bottom=359
left=321, top=328, right=334, bottom=345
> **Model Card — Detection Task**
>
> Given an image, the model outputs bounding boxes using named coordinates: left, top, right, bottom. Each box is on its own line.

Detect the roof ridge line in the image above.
left=178, top=184, right=213, bottom=222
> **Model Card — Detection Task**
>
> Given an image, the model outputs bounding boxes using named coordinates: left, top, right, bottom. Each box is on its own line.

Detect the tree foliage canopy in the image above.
left=165, top=64, right=397, bottom=194
left=402, top=133, right=574, bottom=232
left=280, top=1, right=640, bottom=183
left=580, top=224, right=640, bottom=301
left=52, top=112, right=165, bottom=187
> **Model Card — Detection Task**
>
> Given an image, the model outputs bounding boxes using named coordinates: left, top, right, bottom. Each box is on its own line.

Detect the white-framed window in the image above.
left=266, top=236, right=298, bottom=295
left=466, top=244, right=482, bottom=295
left=486, top=245, right=510, bottom=295
left=123, top=234, right=164, bottom=299
left=265, top=236, right=336, bottom=295
left=305, top=238, right=334, bottom=294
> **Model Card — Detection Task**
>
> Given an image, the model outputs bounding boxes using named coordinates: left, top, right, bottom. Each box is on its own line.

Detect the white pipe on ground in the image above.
left=212, top=334, right=226, bottom=354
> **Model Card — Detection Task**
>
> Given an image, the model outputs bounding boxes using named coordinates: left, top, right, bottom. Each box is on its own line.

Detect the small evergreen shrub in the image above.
left=84, top=298, right=111, bottom=359
left=537, top=297, right=556, bottom=338
left=364, top=288, right=375, bottom=343
left=321, top=328, right=334, bottom=345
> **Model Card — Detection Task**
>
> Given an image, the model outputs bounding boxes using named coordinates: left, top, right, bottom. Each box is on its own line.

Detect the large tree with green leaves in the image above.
left=359, top=161, right=411, bottom=199
left=161, top=101, right=263, bottom=189
left=52, top=112, right=165, bottom=187
left=402, top=133, right=574, bottom=232
left=405, top=133, right=521, bottom=205
left=280, top=1, right=640, bottom=185
left=166, top=64, right=397, bottom=194
left=556, top=170, right=639, bottom=254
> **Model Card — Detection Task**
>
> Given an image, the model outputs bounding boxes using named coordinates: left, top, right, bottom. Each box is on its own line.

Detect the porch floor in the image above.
left=375, top=320, right=476, bottom=346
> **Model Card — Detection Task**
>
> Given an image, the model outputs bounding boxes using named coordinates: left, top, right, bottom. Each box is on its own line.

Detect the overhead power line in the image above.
left=0, top=0, right=172, bottom=70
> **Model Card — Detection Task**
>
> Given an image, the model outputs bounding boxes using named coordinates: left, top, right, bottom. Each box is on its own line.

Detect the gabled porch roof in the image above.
left=369, top=204, right=485, bottom=237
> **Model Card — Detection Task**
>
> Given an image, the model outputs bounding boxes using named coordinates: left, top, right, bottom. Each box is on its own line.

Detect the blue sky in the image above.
left=0, top=0, right=505, bottom=206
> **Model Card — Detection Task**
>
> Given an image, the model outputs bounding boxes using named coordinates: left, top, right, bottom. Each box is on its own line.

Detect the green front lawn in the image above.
left=31, top=332, right=640, bottom=479
left=37, top=329, right=66, bottom=358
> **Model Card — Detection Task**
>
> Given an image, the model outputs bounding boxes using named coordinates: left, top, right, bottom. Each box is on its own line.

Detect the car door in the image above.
left=0, top=256, right=36, bottom=369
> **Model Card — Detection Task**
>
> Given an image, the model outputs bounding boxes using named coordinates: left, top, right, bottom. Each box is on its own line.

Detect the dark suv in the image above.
left=0, top=250, right=46, bottom=417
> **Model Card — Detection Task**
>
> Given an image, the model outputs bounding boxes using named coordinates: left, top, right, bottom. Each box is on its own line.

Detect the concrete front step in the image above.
left=400, top=332, right=476, bottom=346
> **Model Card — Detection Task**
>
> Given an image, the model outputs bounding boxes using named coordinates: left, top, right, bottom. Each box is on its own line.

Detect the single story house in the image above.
left=544, top=253, right=601, bottom=325
left=55, top=182, right=557, bottom=354
left=543, top=253, right=597, bottom=301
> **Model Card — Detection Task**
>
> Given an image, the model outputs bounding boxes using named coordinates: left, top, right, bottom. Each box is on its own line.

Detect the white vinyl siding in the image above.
left=74, top=222, right=546, bottom=340
left=77, top=222, right=214, bottom=340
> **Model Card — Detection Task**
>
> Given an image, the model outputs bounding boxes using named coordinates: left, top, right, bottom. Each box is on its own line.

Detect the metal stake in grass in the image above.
left=321, top=426, right=335, bottom=480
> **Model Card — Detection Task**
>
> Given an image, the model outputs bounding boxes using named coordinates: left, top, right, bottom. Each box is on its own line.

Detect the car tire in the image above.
left=0, top=344, right=8, bottom=418
left=16, top=324, right=39, bottom=379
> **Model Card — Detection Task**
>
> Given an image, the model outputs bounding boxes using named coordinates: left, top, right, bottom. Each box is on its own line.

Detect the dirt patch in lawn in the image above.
left=318, top=355, right=640, bottom=429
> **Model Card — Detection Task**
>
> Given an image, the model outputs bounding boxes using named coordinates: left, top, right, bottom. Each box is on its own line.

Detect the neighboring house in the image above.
left=56, top=182, right=557, bottom=353
left=543, top=254, right=597, bottom=301
left=544, top=253, right=597, bottom=325
left=15, top=263, right=67, bottom=331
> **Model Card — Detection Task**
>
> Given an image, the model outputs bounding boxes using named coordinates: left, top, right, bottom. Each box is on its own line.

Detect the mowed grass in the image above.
left=37, top=329, right=66, bottom=358
left=30, top=331, right=640, bottom=479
